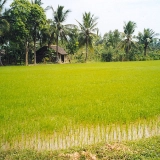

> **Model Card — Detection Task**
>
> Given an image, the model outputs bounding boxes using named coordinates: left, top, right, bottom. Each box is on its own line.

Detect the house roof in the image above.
left=50, top=45, right=67, bottom=55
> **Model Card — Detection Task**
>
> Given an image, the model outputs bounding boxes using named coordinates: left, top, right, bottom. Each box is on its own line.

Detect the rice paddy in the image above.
left=0, top=61, right=160, bottom=150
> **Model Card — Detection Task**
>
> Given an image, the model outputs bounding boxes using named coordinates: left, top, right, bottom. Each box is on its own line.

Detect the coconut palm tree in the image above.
left=137, top=28, right=159, bottom=56
left=48, top=5, right=73, bottom=62
left=76, top=12, right=98, bottom=61
left=31, top=0, right=43, bottom=6
left=120, top=21, right=136, bottom=60
left=0, top=0, right=7, bottom=10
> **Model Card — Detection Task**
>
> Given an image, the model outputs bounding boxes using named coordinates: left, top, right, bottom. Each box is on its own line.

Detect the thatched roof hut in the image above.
left=50, top=45, right=67, bottom=55
left=36, top=45, right=68, bottom=63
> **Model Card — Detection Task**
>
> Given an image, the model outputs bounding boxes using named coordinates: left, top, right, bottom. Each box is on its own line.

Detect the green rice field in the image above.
left=0, top=61, right=160, bottom=150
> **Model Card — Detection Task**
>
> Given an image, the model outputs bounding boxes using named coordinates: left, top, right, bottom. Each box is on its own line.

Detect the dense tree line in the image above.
left=0, top=0, right=160, bottom=66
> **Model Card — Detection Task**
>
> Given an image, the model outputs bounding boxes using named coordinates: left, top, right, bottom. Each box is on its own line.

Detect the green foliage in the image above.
left=9, top=0, right=47, bottom=65
left=27, top=3, right=47, bottom=64
left=103, top=29, right=121, bottom=49
left=66, top=28, right=79, bottom=55
left=0, top=0, right=160, bottom=65
left=39, top=19, right=56, bottom=47
left=123, top=21, right=136, bottom=36
left=74, top=51, right=85, bottom=63
left=10, top=0, right=31, bottom=41
left=0, top=0, right=10, bottom=46
left=0, top=0, right=10, bottom=66
left=27, top=4, right=46, bottom=32
left=101, top=47, right=113, bottom=62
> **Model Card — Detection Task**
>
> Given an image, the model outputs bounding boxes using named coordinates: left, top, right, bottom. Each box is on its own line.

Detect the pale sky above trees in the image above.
left=6, top=0, right=160, bottom=36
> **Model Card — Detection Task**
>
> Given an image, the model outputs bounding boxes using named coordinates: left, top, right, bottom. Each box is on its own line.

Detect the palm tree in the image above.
left=0, top=0, right=7, bottom=9
left=49, top=5, right=72, bottom=62
left=120, top=21, right=136, bottom=60
left=0, top=0, right=9, bottom=66
left=76, top=12, right=98, bottom=61
left=31, top=0, right=43, bottom=6
left=137, top=28, right=159, bottom=56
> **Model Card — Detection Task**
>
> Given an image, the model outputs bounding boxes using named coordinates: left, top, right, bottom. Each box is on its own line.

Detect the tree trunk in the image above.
left=125, top=39, right=130, bottom=61
left=144, top=45, right=147, bottom=56
left=85, top=37, right=88, bottom=62
left=33, top=27, right=37, bottom=65
left=126, top=47, right=129, bottom=61
left=25, top=41, right=29, bottom=66
left=34, top=37, right=36, bottom=65
left=0, top=56, right=3, bottom=66
left=56, top=35, right=59, bottom=62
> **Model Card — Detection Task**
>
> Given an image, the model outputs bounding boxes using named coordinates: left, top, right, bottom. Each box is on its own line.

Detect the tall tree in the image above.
left=10, top=0, right=32, bottom=66
left=49, top=5, right=72, bottom=62
left=137, top=28, right=159, bottom=56
left=0, top=0, right=10, bottom=66
left=10, top=0, right=46, bottom=65
left=76, top=12, right=98, bottom=61
left=120, top=21, right=136, bottom=60
left=27, top=3, right=46, bottom=65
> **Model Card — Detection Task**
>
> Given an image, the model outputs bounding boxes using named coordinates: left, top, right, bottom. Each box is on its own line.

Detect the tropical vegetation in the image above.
left=0, top=0, right=159, bottom=65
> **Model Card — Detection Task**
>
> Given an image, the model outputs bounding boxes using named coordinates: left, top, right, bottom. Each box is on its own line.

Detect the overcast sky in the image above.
left=6, top=0, right=160, bottom=36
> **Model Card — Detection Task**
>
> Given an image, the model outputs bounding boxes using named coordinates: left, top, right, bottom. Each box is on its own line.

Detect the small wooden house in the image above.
left=50, top=45, right=68, bottom=63
left=36, top=45, right=68, bottom=63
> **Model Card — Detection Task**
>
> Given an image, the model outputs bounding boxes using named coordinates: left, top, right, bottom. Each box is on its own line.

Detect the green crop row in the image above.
left=0, top=61, right=160, bottom=150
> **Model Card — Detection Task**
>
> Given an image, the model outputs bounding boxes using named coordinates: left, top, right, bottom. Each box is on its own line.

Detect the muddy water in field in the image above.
left=1, top=117, right=160, bottom=151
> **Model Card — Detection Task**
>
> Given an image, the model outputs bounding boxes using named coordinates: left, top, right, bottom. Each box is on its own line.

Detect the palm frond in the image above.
left=0, top=0, right=7, bottom=9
